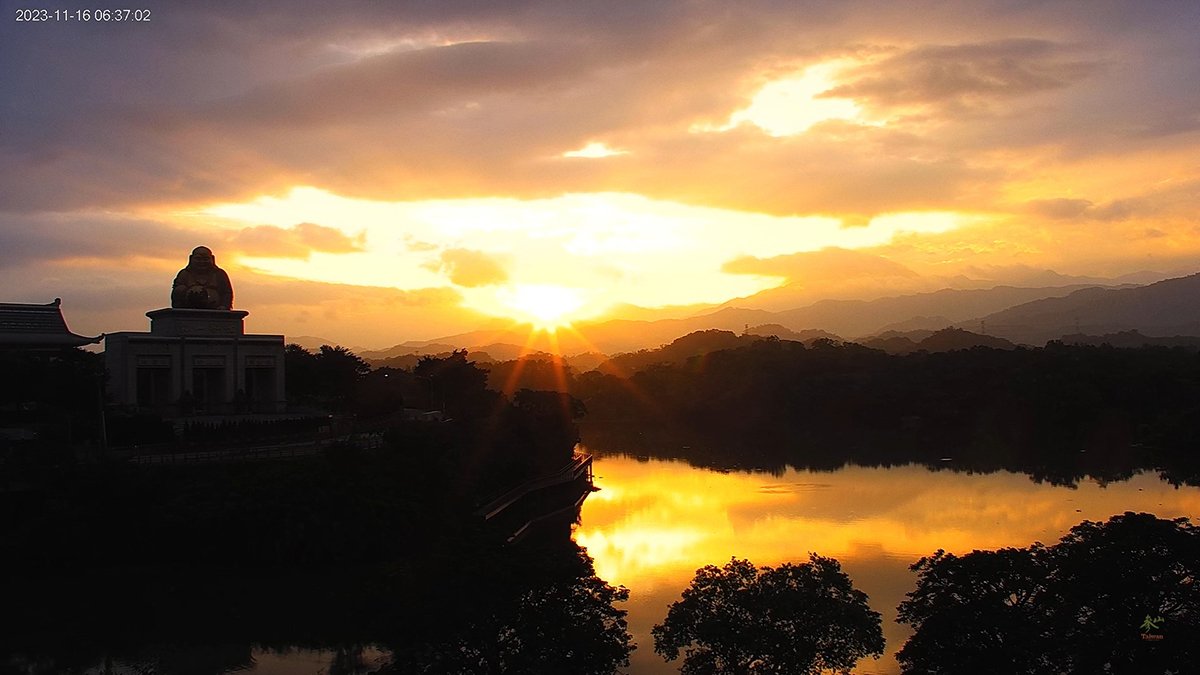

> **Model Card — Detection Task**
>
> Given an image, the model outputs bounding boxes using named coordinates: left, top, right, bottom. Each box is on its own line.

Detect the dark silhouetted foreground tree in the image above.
left=385, top=544, right=634, bottom=674
left=653, top=555, right=884, bottom=674
left=898, top=512, right=1200, bottom=674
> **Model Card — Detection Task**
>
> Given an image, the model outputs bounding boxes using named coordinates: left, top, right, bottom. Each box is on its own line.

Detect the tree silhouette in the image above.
left=653, top=555, right=884, bottom=674
left=414, top=350, right=493, bottom=418
left=898, top=512, right=1200, bottom=674
left=383, top=544, right=633, bottom=674
left=575, top=338, right=1200, bottom=487
left=284, top=343, right=369, bottom=410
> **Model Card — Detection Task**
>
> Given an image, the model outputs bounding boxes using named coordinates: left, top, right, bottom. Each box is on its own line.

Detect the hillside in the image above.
left=857, top=328, right=1014, bottom=354
left=770, top=285, right=1112, bottom=338
left=977, top=274, right=1200, bottom=344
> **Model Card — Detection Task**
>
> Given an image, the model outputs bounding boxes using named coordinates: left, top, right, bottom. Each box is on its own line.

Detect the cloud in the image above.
left=433, top=248, right=509, bottom=287
left=2, top=2, right=1187, bottom=223
left=209, top=39, right=605, bottom=128
left=1026, top=196, right=1154, bottom=223
left=0, top=212, right=198, bottom=268
left=724, top=247, right=918, bottom=282
left=1026, top=198, right=1094, bottom=220
left=0, top=212, right=366, bottom=269
left=0, top=256, right=480, bottom=347
left=2, top=0, right=1200, bottom=333
left=403, top=234, right=439, bottom=252
left=231, top=222, right=365, bottom=258
left=826, top=39, right=1099, bottom=113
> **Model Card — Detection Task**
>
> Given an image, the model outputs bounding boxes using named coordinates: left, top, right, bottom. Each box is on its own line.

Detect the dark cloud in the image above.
left=0, top=212, right=198, bottom=268
left=1026, top=196, right=1158, bottom=223
left=826, top=39, right=1099, bottom=112
left=231, top=222, right=365, bottom=258
left=433, top=248, right=509, bottom=287
left=209, top=40, right=608, bottom=128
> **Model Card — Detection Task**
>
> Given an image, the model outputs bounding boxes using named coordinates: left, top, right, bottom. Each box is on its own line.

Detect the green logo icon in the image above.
left=1140, top=615, right=1165, bottom=641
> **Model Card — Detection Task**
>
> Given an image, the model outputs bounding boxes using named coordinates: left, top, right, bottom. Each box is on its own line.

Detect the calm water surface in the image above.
left=65, top=452, right=1200, bottom=674
left=575, top=451, right=1200, bottom=674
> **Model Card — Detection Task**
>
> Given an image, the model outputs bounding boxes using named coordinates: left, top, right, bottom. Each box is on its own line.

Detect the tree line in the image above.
left=571, top=334, right=1200, bottom=486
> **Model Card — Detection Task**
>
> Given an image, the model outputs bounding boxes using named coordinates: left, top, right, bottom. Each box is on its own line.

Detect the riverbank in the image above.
left=3, top=411, right=585, bottom=572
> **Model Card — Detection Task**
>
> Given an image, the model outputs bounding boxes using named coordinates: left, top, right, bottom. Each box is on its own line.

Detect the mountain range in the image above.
left=301, top=271, right=1200, bottom=367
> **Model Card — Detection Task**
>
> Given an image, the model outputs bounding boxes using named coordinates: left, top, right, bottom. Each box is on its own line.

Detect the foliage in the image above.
left=486, top=357, right=576, bottom=393
left=652, top=555, right=884, bottom=674
left=414, top=349, right=495, bottom=418
left=352, top=366, right=408, bottom=419
left=574, top=337, right=1200, bottom=486
left=0, top=347, right=105, bottom=447
left=284, top=343, right=370, bottom=411
left=382, top=541, right=634, bottom=675
left=897, top=512, right=1200, bottom=674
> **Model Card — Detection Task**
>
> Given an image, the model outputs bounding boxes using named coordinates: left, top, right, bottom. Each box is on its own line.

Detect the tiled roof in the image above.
left=0, top=298, right=102, bottom=348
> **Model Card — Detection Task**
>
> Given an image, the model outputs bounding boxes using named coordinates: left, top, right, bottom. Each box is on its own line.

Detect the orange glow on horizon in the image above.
left=195, top=186, right=981, bottom=339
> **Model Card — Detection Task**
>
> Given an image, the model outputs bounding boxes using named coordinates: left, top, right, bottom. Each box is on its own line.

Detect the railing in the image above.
left=475, top=451, right=593, bottom=520
left=475, top=451, right=595, bottom=544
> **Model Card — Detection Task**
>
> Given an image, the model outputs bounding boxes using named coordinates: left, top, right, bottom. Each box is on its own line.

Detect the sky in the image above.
left=2, top=0, right=1199, bottom=348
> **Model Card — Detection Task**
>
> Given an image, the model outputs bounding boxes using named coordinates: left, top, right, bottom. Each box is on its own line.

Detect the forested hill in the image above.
left=574, top=338, right=1200, bottom=486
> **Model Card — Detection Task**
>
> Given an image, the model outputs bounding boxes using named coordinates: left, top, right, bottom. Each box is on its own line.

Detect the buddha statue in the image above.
left=171, top=246, right=234, bottom=310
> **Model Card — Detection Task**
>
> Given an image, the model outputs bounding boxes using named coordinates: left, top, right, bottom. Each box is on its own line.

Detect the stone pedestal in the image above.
left=146, top=308, right=249, bottom=337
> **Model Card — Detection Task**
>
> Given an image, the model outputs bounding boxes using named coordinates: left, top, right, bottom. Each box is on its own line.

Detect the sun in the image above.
left=500, top=284, right=585, bottom=330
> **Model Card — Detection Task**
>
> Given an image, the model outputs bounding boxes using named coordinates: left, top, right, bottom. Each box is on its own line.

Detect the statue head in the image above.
left=189, top=246, right=216, bottom=269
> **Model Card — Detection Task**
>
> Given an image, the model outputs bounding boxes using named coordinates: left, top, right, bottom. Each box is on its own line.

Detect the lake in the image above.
left=14, top=449, right=1199, bottom=674
left=575, top=450, right=1200, bottom=674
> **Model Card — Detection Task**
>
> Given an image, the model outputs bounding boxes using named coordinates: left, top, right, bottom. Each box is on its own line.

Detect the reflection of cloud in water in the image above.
left=576, top=455, right=1200, bottom=674
left=756, top=482, right=833, bottom=494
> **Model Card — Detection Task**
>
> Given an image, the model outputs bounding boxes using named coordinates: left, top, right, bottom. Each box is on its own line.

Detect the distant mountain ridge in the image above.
left=356, top=272, right=1200, bottom=364
left=764, top=284, right=1119, bottom=338
left=976, top=273, right=1200, bottom=344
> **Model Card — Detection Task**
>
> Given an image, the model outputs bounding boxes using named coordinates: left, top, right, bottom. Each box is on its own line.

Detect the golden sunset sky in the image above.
left=2, top=1, right=1198, bottom=347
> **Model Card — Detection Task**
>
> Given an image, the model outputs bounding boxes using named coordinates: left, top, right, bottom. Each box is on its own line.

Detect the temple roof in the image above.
left=0, top=298, right=103, bottom=349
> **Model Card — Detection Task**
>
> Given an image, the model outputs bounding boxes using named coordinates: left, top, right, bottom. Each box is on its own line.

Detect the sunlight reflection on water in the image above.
left=575, top=452, right=1200, bottom=675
